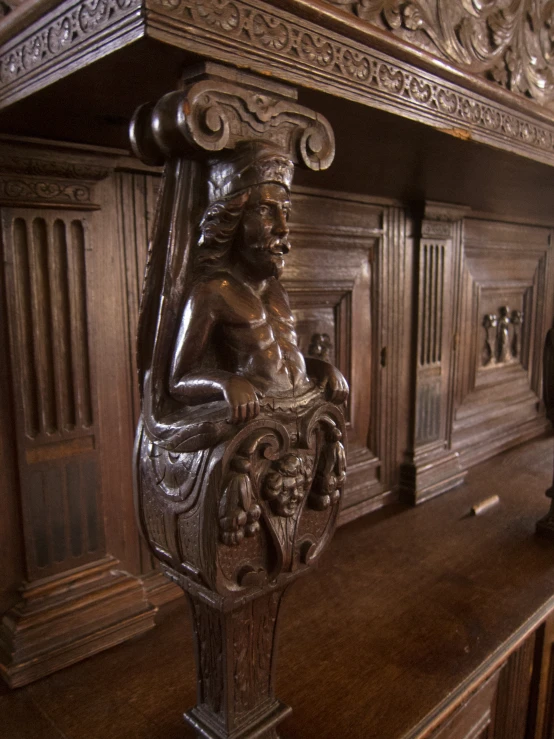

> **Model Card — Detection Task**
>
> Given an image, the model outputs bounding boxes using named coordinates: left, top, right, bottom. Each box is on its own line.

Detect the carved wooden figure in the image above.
left=131, top=63, right=348, bottom=738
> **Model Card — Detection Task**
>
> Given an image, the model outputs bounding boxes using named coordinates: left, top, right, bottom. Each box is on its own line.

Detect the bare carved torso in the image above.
left=170, top=271, right=312, bottom=404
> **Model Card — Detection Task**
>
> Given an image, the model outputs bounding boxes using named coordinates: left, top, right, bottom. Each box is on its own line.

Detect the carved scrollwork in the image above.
left=345, top=0, right=554, bottom=107
left=129, top=71, right=335, bottom=171
left=216, top=406, right=344, bottom=574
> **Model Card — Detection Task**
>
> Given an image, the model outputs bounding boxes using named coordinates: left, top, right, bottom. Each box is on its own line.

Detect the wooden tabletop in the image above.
left=2, top=435, right=554, bottom=739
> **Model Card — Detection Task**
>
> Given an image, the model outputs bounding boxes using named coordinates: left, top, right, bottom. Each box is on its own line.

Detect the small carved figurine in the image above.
left=483, top=313, right=498, bottom=366
left=131, top=64, right=348, bottom=739
left=497, top=306, right=512, bottom=363
left=308, top=332, right=332, bottom=362
left=511, top=309, right=524, bottom=359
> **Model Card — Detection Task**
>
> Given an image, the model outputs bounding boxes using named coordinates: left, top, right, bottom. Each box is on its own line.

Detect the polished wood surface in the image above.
left=2, top=0, right=554, bottom=732
left=2, top=435, right=554, bottom=739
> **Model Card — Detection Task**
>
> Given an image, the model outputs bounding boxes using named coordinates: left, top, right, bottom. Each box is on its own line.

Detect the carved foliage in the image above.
left=343, top=0, right=554, bottom=107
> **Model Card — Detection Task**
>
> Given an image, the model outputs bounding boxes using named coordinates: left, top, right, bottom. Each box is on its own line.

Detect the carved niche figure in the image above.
left=511, top=309, right=524, bottom=359
left=308, top=331, right=333, bottom=362
left=483, top=313, right=498, bottom=366
left=497, top=306, right=512, bottom=363
left=131, top=64, right=348, bottom=739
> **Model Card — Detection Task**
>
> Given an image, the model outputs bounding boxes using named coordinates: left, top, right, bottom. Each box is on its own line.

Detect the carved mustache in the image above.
left=267, top=237, right=290, bottom=255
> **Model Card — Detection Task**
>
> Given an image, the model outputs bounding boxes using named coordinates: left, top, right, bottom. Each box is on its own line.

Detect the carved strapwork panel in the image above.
left=1, top=208, right=102, bottom=578
left=401, top=203, right=467, bottom=504
left=451, top=218, right=554, bottom=468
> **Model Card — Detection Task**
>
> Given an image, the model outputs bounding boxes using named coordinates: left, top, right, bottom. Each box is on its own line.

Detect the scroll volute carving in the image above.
left=131, top=63, right=347, bottom=737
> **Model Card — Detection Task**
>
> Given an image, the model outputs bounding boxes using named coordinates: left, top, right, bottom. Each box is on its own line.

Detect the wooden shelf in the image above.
left=2, top=434, right=553, bottom=738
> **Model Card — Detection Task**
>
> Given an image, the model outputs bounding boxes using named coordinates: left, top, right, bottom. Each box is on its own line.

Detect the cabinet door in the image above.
left=451, top=218, right=554, bottom=468
left=428, top=671, right=500, bottom=739
left=284, top=187, right=411, bottom=520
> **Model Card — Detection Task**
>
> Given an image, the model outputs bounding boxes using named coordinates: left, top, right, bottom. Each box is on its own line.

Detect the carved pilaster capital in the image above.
left=0, top=139, right=114, bottom=208
left=130, top=62, right=335, bottom=170
left=421, top=200, right=470, bottom=239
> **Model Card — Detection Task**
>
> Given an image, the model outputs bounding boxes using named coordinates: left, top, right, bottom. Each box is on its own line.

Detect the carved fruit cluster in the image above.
left=219, top=457, right=261, bottom=546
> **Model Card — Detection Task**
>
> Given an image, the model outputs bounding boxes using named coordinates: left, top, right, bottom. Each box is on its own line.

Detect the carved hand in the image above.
left=223, top=376, right=261, bottom=423
left=305, top=357, right=349, bottom=404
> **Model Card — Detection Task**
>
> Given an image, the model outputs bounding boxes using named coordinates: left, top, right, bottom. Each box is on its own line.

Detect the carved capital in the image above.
left=130, top=62, right=334, bottom=170
left=0, top=141, right=113, bottom=208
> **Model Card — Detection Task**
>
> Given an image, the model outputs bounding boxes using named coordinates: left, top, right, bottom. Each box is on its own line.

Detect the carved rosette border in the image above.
left=144, top=0, right=554, bottom=165
left=0, top=0, right=141, bottom=94
left=326, top=0, right=554, bottom=108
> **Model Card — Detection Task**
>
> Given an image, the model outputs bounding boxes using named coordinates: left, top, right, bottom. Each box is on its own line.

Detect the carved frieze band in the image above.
left=0, top=155, right=110, bottom=180
left=2, top=0, right=554, bottom=165
left=325, top=0, right=554, bottom=108
left=0, top=0, right=141, bottom=90
left=144, top=0, right=554, bottom=163
left=0, top=153, right=110, bottom=207
left=0, top=177, right=94, bottom=206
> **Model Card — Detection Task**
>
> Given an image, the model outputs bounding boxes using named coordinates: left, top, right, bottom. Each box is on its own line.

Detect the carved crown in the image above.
left=207, top=143, right=294, bottom=203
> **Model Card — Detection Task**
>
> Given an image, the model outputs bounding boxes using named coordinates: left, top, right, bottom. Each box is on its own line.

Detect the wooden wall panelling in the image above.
left=284, top=187, right=410, bottom=521
left=401, top=201, right=468, bottom=504
left=0, top=179, right=24, bottom=618
left=526, top=617, right=554, bottom=739
left=450, top=217, right=553, bottom=469
left=0, top=144, right=156, bottom=688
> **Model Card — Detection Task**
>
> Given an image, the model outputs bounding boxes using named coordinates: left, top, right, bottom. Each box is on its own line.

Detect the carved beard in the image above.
left=239, top=235, right=290, bottom=280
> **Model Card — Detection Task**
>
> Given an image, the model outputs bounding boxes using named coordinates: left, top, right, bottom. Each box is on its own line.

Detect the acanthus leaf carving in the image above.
left=344, top=0, right=554, bottom=108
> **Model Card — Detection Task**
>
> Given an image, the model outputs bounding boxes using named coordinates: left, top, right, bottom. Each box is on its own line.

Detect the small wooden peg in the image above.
left=471, top=495, right=500, bottom=516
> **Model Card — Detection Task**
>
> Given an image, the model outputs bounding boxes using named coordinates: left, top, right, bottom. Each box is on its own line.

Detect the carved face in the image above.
left=238, top=184, right=291, bottom=280
left=264, top=454, right=307, bottom=517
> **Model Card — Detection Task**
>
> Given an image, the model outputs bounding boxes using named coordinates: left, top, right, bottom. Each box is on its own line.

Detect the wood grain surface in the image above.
left=2, top=434, right=554, bottom=739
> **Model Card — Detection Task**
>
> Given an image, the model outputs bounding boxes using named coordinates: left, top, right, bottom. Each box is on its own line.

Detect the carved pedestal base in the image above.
left=166, top=570, right=292, bottom=739
left=0, top=557, right=156, bottom=688
left=186, top=705, right=289, bottom=739
left=400, top=449, right=467, bottom=505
